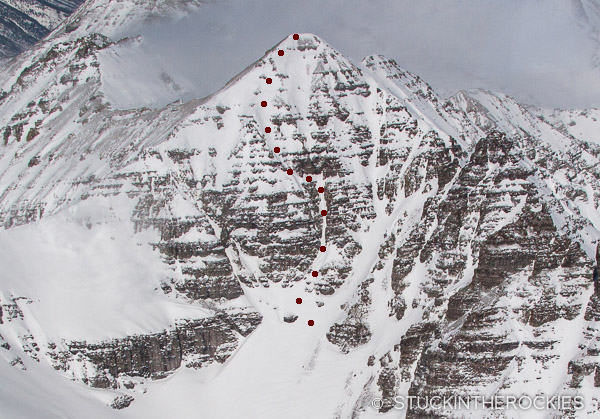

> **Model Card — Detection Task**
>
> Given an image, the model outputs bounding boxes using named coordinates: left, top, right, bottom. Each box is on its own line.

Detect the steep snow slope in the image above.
left=97, top=36, right=193, bottom=109
left=0, top=14, right=600, bottom=419
left=534, top=106, right=600, bottom=145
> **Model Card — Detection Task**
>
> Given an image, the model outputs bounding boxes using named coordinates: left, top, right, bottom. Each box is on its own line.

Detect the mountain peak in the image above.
left=277, top=33, right=323, bottom=49
left=214, top=32, right=364, bottom=100
left=268, top=32, right=348, bottom=63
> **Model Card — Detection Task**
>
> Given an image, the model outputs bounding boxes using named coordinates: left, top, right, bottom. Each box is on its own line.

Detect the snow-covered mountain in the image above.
left=50, top=0, right=207, bottom=40
left=0, top=0, right=208, bottom=60
left=0, top=2, right=599, bottom=419
left=0, top=0, right=85, bottom=59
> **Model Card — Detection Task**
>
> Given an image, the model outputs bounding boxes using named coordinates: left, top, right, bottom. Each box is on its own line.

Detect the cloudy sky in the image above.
left=138, top=0, right=600, bottom=109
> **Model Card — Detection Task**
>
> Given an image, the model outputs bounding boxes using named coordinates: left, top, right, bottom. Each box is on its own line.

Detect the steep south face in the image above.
left=72, top=36, right=600, bottom=417
left=0, top=32, right=474, bottom=416
left=146, top=36, right=465, bottom=295
left=0, top=27, right=600, bottom=419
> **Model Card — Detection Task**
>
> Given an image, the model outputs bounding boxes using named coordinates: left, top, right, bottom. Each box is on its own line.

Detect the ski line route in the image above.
left=261, top=33, right=327, bottom=327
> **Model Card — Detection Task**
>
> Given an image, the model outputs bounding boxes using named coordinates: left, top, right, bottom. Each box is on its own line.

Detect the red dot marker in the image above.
left=287, top=169, right=294, bottom=175
left=320, top=246, right=326, bottom=252
left=265, top=127, right=271, bottom=133
left=306, top=176, right=312, bottom=182
left=293, top=34, right=299, bottom=40
left=318, top=187, right=324, bottom=193
left=261, top=101, right=267, bottom=107
left=266, top=77, right=272, bottom=84
left=308, top=320, right=314, bottom=326
left=274, top=147, right=280, bottom=153
left=278, top=50, right=284, bottom=56
left=296, top=298, right=302, bottom=304
left=312, top=271, right=318, bottom=277
left=321, top=210, right=327, bottom=216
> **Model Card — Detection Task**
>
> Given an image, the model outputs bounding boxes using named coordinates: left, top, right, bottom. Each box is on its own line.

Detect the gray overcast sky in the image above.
left=139, top=0, right=600, bottom=109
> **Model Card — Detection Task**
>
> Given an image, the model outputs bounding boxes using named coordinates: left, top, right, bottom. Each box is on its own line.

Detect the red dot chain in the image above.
left=262, top=34, right=328, bottom=327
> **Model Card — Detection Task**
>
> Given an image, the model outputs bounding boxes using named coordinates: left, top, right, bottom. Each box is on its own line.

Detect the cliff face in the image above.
left=63, top=312, right=262, bottom=388
left=0, top=7, right=599, bottom=417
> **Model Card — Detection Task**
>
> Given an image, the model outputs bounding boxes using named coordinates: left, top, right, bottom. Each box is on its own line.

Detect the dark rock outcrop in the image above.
left=110, top=395, right=134, bottom=410
left=64, top=312, right=261, bottom=387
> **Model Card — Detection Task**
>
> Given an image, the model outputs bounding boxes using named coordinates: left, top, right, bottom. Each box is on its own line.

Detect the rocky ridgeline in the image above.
left=61, top=312, right=261, bottom=388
